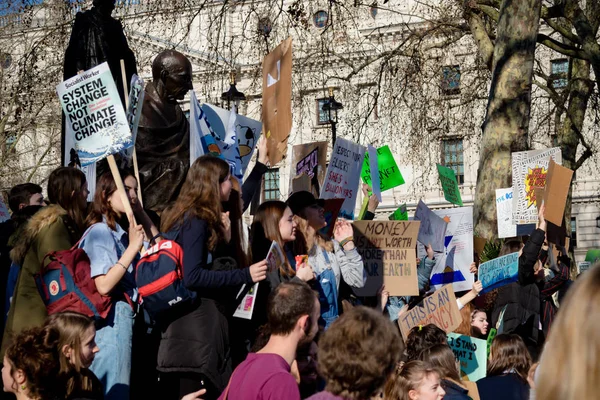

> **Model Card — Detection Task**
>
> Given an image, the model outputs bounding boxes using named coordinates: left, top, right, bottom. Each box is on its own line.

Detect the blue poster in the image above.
left=479, top=252, right=519, bottom=293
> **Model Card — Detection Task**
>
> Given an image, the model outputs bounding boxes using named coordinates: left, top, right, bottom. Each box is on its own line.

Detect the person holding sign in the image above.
left=286, top=191, right=366, bottom=328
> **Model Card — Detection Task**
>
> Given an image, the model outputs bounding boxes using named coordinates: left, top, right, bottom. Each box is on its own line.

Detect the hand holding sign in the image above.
left=249, top=260, right=268, bottom=283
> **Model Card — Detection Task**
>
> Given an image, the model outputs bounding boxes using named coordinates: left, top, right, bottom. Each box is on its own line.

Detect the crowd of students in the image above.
left=0, top=144, right=594, bottom=400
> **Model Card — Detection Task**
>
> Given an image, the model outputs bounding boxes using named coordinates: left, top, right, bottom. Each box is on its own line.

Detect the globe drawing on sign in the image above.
left=429, top=215, right=467, bottom=286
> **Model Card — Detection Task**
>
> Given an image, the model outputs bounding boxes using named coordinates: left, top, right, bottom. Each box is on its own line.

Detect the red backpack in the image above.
left=34, top=239, right=113, bottom=320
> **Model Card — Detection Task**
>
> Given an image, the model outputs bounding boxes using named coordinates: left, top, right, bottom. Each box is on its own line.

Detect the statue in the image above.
left=62, top=0, right=138, bottom=164
left=135, top=50, right=193, bottom=212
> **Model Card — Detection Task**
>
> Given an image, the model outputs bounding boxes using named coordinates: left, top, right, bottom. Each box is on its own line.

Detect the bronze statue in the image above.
left=135, top=50, right=193, bottom=212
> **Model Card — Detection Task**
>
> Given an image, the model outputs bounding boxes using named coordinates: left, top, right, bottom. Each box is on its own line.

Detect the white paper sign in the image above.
left=496, top=188, right=517, bottom=238
left=321, top=138, right=366, bottom=220
left=233, top=283, right=259, bottom=320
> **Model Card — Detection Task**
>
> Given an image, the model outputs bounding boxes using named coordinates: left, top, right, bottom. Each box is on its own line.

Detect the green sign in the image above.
left=437, top=164, right=463, bottom=206
left=389, top=204, right=408, bottom=221
left=361, top=145, right=404, bottom=192
left=585, top=249, right=600, bottom=264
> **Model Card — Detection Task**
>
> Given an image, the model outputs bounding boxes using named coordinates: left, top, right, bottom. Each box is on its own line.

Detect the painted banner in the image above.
left=367, top=145, right=382, bottom=202
left=57, top=62, right=132, bottom=166
left=447, top=333, right=487, bottom=382
left=290, top=141, right=328, bottom=197
left=262, top=37, right=292, bottom=165
left=233, top=283, right=258, bottom=320
left=511, top=147, right=562, bottom=224
left=543, top=159, right=573, bottom=226
left=478, top=252, right=519, bottom=293
left=414, top=200, right=447, bottom=252
left=321, top=138, right=366, bottom=220
left=419, top=207, right=474, bottom=292
left=201, top=104, right=243, bottom=180
left=352, top=221, right=420, bottom=297
left=437, top=164, right=463, bottom=206
left=122, top=74, right=145, bottom=164
left=189, top=91, right=221, bottom=164
left=389, top=204, right=408, bottom=221
left=495, top=188, right=517, bottom=238
left=398, top=284, right=461, bottom=340
left=361, top=145, right=404, bottom=192
left=0, top=198, right=9, bottom=223
left=235, top=113, right=262, bottom=174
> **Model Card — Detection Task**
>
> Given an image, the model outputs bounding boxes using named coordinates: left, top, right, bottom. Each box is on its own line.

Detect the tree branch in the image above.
left=537, top=33, right=586, bottom=58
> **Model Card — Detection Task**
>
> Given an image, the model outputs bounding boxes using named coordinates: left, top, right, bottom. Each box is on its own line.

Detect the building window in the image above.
left=316, top=98, right=330, bottom=125
left=441, top=138, right=464, bottom=184
left=263, top=168, right=280, bottom=201
left=4, top=134, right=17, bottom=154
left=550, top=59, right=568, bottom=89
left=570, top=217, right=577, bottom=250
left=313, top=10, right=328, bottom=28
left=370, top=3, right=378, bottom=18
left=441, top=65, right=461, bottom=95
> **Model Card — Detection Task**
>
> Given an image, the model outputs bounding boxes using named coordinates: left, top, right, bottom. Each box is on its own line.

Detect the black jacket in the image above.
left=476, top=373, right=529, bottom=400
left=441, top=379, right=472, bottom=400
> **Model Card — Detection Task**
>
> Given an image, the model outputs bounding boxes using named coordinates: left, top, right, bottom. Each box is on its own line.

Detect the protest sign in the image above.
left=547, top=219, right=567, bottom=247
left=437, top=164, right=463, bottom=206
left=233, top=283, right=258, bottom=320
left=495, top=188, right=517, bottom=238
left=361, top=145, right=404, bottom=192
left=201, top=104, right=243, bottom=181
left=578, top=262, right=591, bottom=274
left=367, top=145, right=382, bottom=202
left=58, top=62, right=132, bottom=166
left=321, top=138, right=366, bottom=220
left=398, top=284, right=461, bottom=340
left=352, top=221, right=420, bottom=297
left=290, top=141, right=328, bottom=197
left=511, top=147, right=562, bottom=224
left=543, top=159, right=574, bottom=226
left=585, top=249, right=600, bottom=264
left=319, top=198, right=345, bottom=238
left=0, top=198, right=9, bottom=223
left=478, top=252, right=519, bottom=293
left=189, top=91, right=221, bottom=165
left=414, top=200, right=447, bottom=252
left=389, top=204, right=408, bottom=221
left=473, top=237, right=486, bottom=260
left=266, top=240, right=285, bottom=273
left=121, top=74, right=145, bottom=165
left=420, top=207, right=474, bottom=292
left=235, top=113, right=262, bottom=174
left=291, top=174, right=311, bottom=194
left=447, top=333, right=487, bottom=382
left=262, top=37, right=292, bottom=165
left=516, top=223, right=536, bottom=236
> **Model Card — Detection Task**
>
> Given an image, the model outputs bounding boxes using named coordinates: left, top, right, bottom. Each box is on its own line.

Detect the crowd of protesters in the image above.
left=0, top=141, right=593, bottom=400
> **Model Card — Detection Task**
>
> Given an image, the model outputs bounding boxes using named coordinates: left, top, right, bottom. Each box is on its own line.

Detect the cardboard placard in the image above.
left=547, top=219, right=567, bottom=247
left=352, top=221, right=420, bottom=297
left=437, top=164, right=463, bottom=206
left=543, top=159, right=574, bottom=226
left=389, top=204, right=408, bottom=221
left=478, top=252, right=519, bottom=293
left=495, top=188, right=517, bottom=238
left=511, top=148, right=562, bottom=224
left=473, top=237, right=487, bottom=259
left=291, top=174, right=311, bottom=194
left=397, top=284, right=461, bottom=340
left=447, top=333, right=487, bottom=382
left=262, top=37, right=292, bottom=166
left=321, top=138, right=366, bottom=220
left=361, top=145, right=405, bottom=192
left=291, top=141, right=328, bottom=197
left=534, top=187, right=545, bottom=209
left=319, top=198, right=345, bottom=238
left=414, top=200, right=447, bottom=252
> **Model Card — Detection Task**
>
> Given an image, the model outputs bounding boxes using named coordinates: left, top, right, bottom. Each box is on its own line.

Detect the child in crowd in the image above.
left=385, top=360, right=445, bottom=400
left=419, top=344, right=471, bottom=400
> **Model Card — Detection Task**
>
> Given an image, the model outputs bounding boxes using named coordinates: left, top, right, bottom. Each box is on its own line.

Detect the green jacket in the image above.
left=1, top=205, right=80, bottom=356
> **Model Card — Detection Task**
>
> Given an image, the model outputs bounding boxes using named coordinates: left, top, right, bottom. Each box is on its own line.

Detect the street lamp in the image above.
left=221, top=71, right=246, bottom=110
left=321, top=87, right=343, bottom=145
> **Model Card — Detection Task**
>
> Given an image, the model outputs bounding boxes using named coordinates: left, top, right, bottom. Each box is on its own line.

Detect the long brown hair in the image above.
left=419, top=344, right=462, bottom=383
left=47, top=166, right=87, bottom=233
left=455, top=303, right=475, bottom=336
left=223, top=176, right=249, bottom=267
left=488, top=334, right=531, bottom=381
left=86, top=169, right=135, bottom=230
left=161, top=155, right=228, bottom=251
left=250, top=201, right=295, bottom=277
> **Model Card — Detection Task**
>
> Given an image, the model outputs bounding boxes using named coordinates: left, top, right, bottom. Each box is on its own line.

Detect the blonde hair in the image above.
left=385, top=360, right=441, bottom=400
left=293, top=215, right=334, bottom=255
left=537, top=264, right=600, bottom=400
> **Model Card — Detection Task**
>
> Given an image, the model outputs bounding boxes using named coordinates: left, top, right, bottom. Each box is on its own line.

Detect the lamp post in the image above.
left=221, top=71, right=246, bottom=111
left=321, top=87, right=343, bottom=146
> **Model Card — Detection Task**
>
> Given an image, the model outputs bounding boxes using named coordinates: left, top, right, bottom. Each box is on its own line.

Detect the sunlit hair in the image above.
left=488, top=334, right=531, bottom=382
left=293, top=213, right=333, bottom=256
left=161, top=156, right=229, bottom=250
left=385, top=360, right=441, bottom=400
left=86, top=169, right=135, bottom=230
left=44, top=312, right=95, bottom=397
left=250, top=201, right=295, bottom=277
left=455, top=302, right=474, bottom=336
left=47, top=166, right=87, bottom=233
left=223, top=176, right=249, bottom=267
left=419, top=344, right=461, bottom=382
left=537, top=264, right=600, bottom=400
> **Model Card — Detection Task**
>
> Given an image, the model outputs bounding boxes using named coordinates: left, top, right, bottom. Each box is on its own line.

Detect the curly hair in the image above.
left=405, top=324, right=447, bottom=361
left=317, top=306, right=402, bottom=400
left=5, top=326, right=67, bottom=400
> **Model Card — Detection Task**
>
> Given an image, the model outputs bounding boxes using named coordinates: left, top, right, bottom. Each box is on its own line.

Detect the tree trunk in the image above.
left=473, top=0, right=542, bottom=239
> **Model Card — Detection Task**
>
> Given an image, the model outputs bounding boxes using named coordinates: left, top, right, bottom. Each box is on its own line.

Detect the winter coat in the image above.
left=477, top=373, right=530, bottom=400
left=1, top=205, right=80, bottom=356
left=441, top=379, right=472, bottom=400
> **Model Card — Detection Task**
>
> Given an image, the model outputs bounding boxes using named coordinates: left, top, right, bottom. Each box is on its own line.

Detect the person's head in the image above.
left=3, top=326, right=65, bottom=400
left=8, top=183, right=44, bottom=213
left=44, top=312, right=98, bottom=371
left=499, top=240, right=523, bottom=256
left=161, top=156, right=230, bottom=250
left=47, top=167, right=88, bottom=231
left=488, top=334, right=531, bottom=381
left=151, top=50, right=193, bottom=103
left=317, top=306, right=402, bottom=400
left=405, top=325, right=447, bottom=361
left=385, top=360, right=445, bottom=400
left=419, top=344, right=461, bottom=382
left=286, top=191, right=326, bottom=230
left=86, top=169, right=137, bottom=230
left=267, top=281, right=320, bottom=345
left=92, top=0, right=116, bottom=16
left=470, top=309, right=489, bottom=337
left=537, top=264, right=600, bottom=400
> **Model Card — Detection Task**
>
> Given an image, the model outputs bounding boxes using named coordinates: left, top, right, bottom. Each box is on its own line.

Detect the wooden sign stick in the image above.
left=120, top=59, right=143, bottom=206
